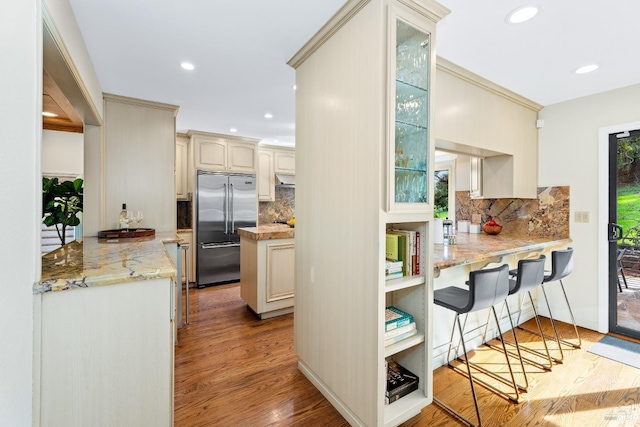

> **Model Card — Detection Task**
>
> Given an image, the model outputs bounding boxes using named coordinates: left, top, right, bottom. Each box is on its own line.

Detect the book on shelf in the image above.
left=385, top=259, right=403, bottom=270
left=415, top=231, right=420, bottom=275
left=385, top=381, right=419, bottom=405
left=388, top=229, right=420, bottom=276
left=385, top=306, right=413, bottom=332
left=387, top=230, right=410, bottom=275
left=386, top=360, right=419, bottom=400
left=384, top=321, right=416, bottom=340
left=385, top=271, right=403, bottom=280
left=385, top=234, right=399, bottom=261
left=384, top=327, right=418, bottom=346
left=385, top=266, right=403, bottom=275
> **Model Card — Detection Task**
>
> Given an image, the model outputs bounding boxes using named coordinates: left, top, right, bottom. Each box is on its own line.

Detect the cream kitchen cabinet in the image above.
left=258, top=149, right=275, bottom=201
left=176, top=133, right=189, bottom=200
left=288, top=1, right=448, bottom=425
left=190, top=130, right=259, bottom=173
left=240, top=232, right=294, bottom=319
left=434, top=58, right=542, bottom=199
left=274, top=148, right=295, bottom=174
left=177, top=231, right=195, bottom=284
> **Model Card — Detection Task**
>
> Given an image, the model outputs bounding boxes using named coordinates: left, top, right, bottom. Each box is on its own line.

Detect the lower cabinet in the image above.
left=35, top=278, right=175, bottom=427
left=240, top=236, right=294, bottom=318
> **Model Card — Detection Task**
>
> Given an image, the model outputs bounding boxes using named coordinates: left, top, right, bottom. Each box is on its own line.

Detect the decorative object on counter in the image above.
left=119, top=203, right=128, bottom=230
left=42, top=177, right=83, bottom=246
left=97, top=228, right=156, bottom=239
left=458, top=220, right=470, bottom=233
left=469, top=223, right=482, bottom=234
left=443, top=218, right=454, bottom=245
left=483, top=219, right=503, bottom=235
left=287, top=216, right=295, bottom=228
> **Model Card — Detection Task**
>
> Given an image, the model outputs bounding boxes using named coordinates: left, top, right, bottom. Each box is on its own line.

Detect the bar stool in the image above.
left=519, top=248, right=580, bottom=352
left=433, top=264, right=521, bottom=427
left=496, top=256, right=557, bottom=372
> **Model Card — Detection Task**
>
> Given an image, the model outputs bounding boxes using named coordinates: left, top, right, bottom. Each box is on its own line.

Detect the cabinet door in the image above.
left=195, top=137, right=227, bottom=171
left=274, top=150, right=295, bottom=174
left=387, top=11, right=435, bottom=214
left=258, top=149, right=275, bottom=201
left=176, top=137, right=188, bottom=200
left=265, top=242, right=295, bottom=302
left=470, top=156, right=483, bottom=198
left=227, top=141, right=257, bottom=172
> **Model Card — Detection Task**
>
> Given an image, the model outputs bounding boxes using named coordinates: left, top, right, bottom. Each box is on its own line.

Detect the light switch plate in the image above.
left=575, top=211, right=590, bottom=223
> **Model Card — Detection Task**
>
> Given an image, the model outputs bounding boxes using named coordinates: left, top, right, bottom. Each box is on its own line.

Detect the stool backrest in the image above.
left=468, top=264, right=510, bottom=313
left=511, top=256, right=546, bottom=294
left=546, top=247, right=573, bottom=282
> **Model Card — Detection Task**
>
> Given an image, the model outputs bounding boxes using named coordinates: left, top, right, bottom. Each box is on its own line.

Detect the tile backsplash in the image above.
left=259, top=187, right=295, bottom=224
left=455, top=186, right=570, bottom=238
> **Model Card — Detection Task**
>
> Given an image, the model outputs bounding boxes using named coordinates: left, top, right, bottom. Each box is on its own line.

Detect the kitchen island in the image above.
left=238, top=223, right=295, bottom=319
left=34, top=232, right=178, bottom=427
left=431, top=232, right=572, bottom=368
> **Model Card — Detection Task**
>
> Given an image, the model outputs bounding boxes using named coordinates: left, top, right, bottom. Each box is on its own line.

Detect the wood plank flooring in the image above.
left=175, top=284, right=640, bottom=426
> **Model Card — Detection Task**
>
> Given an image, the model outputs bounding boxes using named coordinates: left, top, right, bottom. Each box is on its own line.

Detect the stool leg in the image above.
left=558, top=279, right=581, bottom=348
left=435, top=314, right=483, bottom=427
left=516, top=284, right=564, bottom=363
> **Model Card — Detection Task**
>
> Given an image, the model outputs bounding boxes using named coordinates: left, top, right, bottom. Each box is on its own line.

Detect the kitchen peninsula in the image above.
left=431, top=232, right=572, bottom=367
left=239, top=223, right=295, bottom=319
left=34, top=233, right=178, bottom=427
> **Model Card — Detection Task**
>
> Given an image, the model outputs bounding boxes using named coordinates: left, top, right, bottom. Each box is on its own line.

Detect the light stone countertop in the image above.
left=434, top=232, right=572, bottom=273
left=238, top=223, right=294, bottom=241
left=35, top=231, right=179, bottom=294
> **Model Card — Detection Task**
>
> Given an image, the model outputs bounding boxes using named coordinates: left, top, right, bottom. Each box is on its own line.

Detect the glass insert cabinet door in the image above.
left=391, top=17, right=431, bottom=208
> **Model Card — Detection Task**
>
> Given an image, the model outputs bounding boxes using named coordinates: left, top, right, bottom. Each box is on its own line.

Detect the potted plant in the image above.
left=42, top=177, right=83, bottom=246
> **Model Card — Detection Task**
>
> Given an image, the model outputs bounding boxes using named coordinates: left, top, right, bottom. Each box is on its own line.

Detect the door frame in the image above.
left=597, top=120, right=640, bottom=333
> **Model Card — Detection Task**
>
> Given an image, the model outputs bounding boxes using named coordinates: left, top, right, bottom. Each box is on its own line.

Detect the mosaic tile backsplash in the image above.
left=455, top=186, right=570, bottom=238
left=258, top=187, right=295, bottom=225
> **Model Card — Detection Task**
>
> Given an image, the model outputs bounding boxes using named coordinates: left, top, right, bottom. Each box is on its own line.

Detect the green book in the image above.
left=386, top=233, right=399, bottom=260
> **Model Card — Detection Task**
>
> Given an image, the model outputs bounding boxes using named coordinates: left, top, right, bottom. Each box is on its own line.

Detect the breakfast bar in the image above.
left=431, top=232, right=572, bottom=368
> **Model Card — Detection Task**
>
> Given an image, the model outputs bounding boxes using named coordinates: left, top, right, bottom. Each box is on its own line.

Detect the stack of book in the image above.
left=385, top=360, right=419, bottom=404
left=384, top=306, right=417, bottom=346
left=385, top=229, right=420, bottom=280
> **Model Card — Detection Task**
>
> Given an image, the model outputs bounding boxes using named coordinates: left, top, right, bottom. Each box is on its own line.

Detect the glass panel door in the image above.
left=609, top=129, right=640, bottom=340
left=394, top=20, right=429, bottom=204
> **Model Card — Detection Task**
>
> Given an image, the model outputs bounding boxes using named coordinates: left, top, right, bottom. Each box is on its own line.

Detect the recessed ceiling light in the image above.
left=506, top=5, right=539, bottom=24
left=293, top=85, right=297, bottom=90
left=180, top=62, right=195, bottom=71
left=264, top=113, right=273, bottom=119
left=42, top=111, right=58, bottom=117
left=230, top=128, right=237, bottom=133
left=575, top=64, right=599, bottom=74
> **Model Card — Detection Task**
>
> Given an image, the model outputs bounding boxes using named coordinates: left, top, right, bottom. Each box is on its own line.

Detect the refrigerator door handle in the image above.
left=223, top=182, right=228, bottom=234
left=230, top=183, right=235, bottom=233
left=200, top=242, right=241, bottom=249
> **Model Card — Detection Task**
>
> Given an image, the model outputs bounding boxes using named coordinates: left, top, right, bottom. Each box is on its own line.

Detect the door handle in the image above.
left=609, top=223, right=623, bottom=242
left=230, top=183, right=235, bottom=233
left=224, top=183, right=228, bottom=234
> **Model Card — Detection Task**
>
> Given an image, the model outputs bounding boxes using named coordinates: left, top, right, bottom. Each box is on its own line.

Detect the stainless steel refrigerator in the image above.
left=196, top=171, right=256, bottom=287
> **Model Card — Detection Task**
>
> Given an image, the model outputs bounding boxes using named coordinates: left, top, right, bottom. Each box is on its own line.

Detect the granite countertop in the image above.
left=35, top=231, right=179, bottom=294
left=238, top=223, right=295, bottom=241
left=434, top=232, right=572, bottom=273
left=177, top=228, right=192, bottom=233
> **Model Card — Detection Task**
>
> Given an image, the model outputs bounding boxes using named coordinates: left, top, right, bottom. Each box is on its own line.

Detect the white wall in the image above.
left=0, top=1, right=40, bottom=425
left=538, top=82, right=640, bottom=332
left=42, top=130, right=84, bottom=177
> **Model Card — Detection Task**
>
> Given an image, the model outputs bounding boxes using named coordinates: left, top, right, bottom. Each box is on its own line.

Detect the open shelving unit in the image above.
left=288, top=0, right=448, bottom=426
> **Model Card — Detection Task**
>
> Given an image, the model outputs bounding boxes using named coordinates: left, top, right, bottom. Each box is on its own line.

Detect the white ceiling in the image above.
left=68, top=0, right=640, bottom=146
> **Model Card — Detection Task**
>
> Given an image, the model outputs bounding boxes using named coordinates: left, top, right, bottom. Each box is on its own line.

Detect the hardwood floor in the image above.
left=175, top=284, right=640, bottom=426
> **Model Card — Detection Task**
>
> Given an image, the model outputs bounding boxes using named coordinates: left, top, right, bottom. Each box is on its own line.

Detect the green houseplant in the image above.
left=42, top=177, right=83, bottom=246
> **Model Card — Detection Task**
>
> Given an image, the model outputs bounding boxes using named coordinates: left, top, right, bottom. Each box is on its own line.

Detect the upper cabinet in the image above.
left=274, top=148, right=295, bottom=174
left=388, top=14, right=433, bottom=214
left=434, top=59, right=542, bottom=199
left=258, top=149, right=275, bottom=202
left=176, top=133, right=189, bottom=200
left=190, top=131, right=259, bottom=173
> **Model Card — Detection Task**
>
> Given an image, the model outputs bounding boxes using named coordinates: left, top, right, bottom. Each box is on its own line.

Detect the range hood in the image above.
left=275, top=174, right=295, bottom=188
